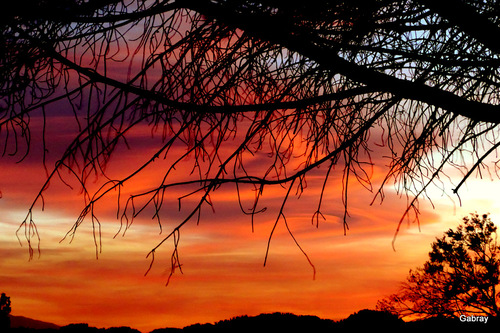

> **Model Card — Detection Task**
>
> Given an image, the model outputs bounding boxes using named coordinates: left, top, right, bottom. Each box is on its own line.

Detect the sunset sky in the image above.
left=2, top=5, right=500, bottom=332
left=1, top=107, right=499, bottom=333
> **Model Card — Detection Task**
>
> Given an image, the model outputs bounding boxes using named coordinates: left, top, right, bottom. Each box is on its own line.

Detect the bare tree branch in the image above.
left=3, top=0, right=500, bottom=280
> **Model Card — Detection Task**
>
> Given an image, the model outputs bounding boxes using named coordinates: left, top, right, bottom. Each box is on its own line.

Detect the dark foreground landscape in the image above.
left=7, top=310, right=500, bottom=333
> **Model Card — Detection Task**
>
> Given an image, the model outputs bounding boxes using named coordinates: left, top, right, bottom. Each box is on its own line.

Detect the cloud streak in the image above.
left=0, top=109, right=498, bottom=332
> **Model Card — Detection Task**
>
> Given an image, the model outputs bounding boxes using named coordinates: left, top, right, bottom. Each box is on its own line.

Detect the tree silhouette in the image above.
left=0, top=293, right=11, bottom=329
left=3, top=1, right=500, bottom=277
left=377, top=213, right=500, bottom=320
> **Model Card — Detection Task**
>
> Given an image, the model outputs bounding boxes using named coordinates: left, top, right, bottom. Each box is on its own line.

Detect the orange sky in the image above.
left=1, top=109, right=499, bottom=333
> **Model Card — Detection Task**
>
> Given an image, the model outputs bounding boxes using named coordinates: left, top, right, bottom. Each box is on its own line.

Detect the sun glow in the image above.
left=1, top=113, right=495, bottom=331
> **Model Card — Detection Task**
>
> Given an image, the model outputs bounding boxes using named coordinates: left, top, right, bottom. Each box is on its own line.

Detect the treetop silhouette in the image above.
left=0, top=293, right=11, bottom=329
left=3, top=0, right=500, bottom=278
left=377, top=213, right=500, bottom=320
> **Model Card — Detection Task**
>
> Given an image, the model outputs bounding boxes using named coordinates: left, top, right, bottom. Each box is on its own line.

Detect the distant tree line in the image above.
left=7, top=311, right=500, bottom=333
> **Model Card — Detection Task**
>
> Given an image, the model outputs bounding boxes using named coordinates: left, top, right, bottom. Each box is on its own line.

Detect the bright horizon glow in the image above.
left=1, top=112, right=498, bottom=332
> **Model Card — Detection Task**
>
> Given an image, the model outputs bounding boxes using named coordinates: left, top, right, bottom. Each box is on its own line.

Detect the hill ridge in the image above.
left=9, top=314, right=60, bottom=330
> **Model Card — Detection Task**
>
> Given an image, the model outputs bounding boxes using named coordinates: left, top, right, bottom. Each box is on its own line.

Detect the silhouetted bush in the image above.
left=337, top=309, right=404, bottom=331
left=149, top=328, right=183, bottom=333
left=60, top=323, right=99, bottom=333
left=171, top=313, right=336, bottom=333
left=104, top=327, right=141, bottom=333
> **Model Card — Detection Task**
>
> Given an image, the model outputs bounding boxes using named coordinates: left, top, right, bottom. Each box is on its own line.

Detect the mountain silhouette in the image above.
left=9, top=315, right=60, bottom=330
